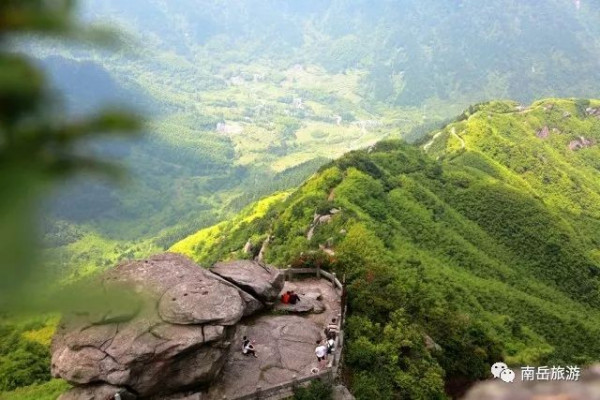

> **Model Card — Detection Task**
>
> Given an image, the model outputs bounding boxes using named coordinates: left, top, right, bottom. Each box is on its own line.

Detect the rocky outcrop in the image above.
left=306, top=209, right=340, bottom=240
left=569, top=136, right=594, bottom=151
left=242, top=240, right=253, bottom=254
left=543, top=103, right=555, bottom=112
left=256, top=236, right=271, bottom=263
left=211, top=260, right=284, bottom=304
left=158, top=281, right=244, bottom=325
left=52, top=254, right=282, bottom=399
left=319, top=237, right=336, bottom=256
left=307, top=226, right=316, bottom=241
left=586, top=107, right=600, bottom=117
left=536, top=126, right=549, bottom=139
left=151, top=393, right=203, bottom=400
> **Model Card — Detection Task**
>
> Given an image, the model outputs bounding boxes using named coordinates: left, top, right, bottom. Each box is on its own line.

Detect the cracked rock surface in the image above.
left=211, top=260, right=285, bottom=303
left=208, top=278, right=342, bottom=399
left=52, top=253, right=284, bottom=399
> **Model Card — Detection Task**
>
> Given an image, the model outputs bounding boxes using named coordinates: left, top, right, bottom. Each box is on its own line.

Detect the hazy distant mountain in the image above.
left=80, top=0, right=600, bottom=105
left=40, top=56, right=131, bottom=113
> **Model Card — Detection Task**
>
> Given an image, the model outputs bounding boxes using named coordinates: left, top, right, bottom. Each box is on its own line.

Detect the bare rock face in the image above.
left=158, top=281, right=244, bottom=325
left=569, top=136, right=595, bottom=151
left=536, top=125, right=549, bottom=139
left=211, top=260, right=284, bottom=303
left=236, top=289, right=264, bottom=316
left=52, top=253, right=276, bottom=399
left=586, top=107, right=600, bottom=117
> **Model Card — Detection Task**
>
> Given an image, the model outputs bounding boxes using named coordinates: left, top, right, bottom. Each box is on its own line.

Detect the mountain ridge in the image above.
left=172, top=97, right=600, bottom=398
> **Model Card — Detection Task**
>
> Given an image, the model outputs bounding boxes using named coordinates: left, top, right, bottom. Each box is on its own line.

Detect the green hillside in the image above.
left=33, top=0, right=600, bottom=282
left=172, top=98, right=600, bottom=398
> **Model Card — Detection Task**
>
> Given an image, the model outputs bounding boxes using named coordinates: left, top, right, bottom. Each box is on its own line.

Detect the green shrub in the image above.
left=0, top=324, right=52, bottom=392
left=293, top=379, right=333, bottom=400
left=0, top=379, right=70, bottom=400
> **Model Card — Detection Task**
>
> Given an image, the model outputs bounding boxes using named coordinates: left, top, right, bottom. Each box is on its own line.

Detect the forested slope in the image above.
left=30, top=0, right=600, bottom=280
left=79, top=0, right=600, bottom=106
left=173, top=98, right=600, bottom=398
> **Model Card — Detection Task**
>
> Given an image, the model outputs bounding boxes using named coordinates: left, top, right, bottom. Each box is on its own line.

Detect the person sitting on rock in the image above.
left=289, top=290, right=301, bottom=305
left=315, top=340, right=328, bottom=364
left=281, top=291, right=290, bottom=304
left=242, top=336, right=258, bottom=358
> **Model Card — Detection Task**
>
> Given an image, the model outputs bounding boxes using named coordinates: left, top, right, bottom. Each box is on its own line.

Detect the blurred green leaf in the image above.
left=0, top=0, right=142, bottom=311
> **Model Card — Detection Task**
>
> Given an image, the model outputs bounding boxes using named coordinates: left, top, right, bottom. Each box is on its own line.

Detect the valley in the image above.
left=29, top=0, right=600, bottom=282
left=3, top=1, right=600, bottom=399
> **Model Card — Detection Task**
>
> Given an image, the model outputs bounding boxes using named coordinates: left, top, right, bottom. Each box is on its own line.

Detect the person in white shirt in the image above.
left=315, top=340, right=328, bottom=362
left=242, top=336, right=258, bottom=358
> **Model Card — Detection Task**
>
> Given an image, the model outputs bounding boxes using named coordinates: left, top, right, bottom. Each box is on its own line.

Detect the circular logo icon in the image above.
left=491, top=362, right=508, bottom=378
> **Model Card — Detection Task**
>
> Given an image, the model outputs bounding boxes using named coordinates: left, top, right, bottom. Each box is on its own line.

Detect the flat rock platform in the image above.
left=207, top=278, right=342, bottom=399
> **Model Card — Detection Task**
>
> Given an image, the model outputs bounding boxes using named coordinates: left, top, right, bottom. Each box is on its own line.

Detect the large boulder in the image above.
left=52, top=253, right=263, bottom=399
left=158, top=281, right=244, bottom=325
left=205, top=270, right=264, bottom=317
left=211, top=260, right=285, bottom=303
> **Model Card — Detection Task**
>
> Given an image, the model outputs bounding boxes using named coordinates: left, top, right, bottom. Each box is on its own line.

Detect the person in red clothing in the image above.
left=289, top=290, right=300, bottom=304
left=281, top=291, right=290, bottom=304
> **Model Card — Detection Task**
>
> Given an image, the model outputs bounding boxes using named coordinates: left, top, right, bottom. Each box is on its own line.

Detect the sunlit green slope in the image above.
left=173, top=98, right=600, bottom=398
left=38, top=0, right=600, bottom=279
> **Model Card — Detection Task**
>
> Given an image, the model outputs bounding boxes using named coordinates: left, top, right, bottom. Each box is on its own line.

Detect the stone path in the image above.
left=207, top=278, right=342, bottom=399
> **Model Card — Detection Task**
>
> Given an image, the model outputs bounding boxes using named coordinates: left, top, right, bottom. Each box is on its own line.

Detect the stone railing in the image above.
left=227, top=266, right=347, bottom=400
left=284, top=266, right=344, bottom=292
